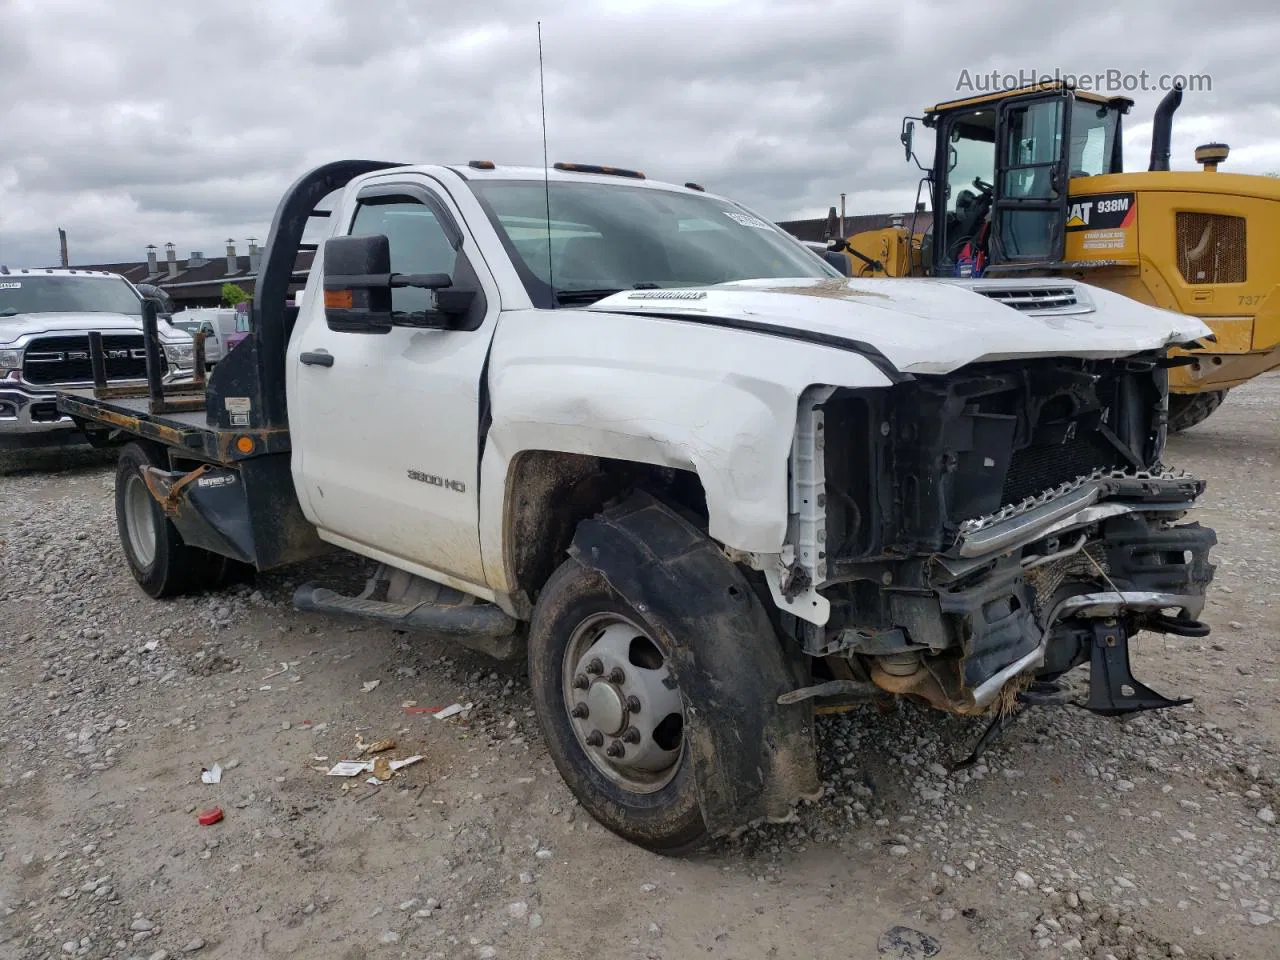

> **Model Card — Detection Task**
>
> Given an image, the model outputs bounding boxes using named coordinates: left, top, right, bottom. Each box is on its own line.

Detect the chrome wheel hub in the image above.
left=563, top=613, right=684, bottom=794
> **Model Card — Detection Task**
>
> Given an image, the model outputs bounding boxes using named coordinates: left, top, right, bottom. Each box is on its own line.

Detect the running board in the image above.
left=293, top=583, right=523, bottom=660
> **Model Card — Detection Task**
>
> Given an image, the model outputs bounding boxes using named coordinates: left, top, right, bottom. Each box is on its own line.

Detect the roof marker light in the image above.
left=553, top=162, right=645, bottom=180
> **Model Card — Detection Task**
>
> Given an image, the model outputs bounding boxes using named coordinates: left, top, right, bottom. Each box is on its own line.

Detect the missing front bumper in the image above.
left=865, top=500, right=1216, bottom=716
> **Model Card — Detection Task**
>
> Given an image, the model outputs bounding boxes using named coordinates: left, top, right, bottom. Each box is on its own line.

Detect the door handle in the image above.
left=300, top=350, right=334, bottom=368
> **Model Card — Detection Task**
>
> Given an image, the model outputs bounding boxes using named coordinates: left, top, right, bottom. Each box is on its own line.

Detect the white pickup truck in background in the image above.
left=60, top=159, right=1218, bottom=852
left=0, top=269, right=195, bottom=448
left=169, top=307, right=239, bottom=366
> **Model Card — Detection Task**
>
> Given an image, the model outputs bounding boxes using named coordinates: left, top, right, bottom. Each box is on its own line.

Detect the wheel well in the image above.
left=503, top=451, right=707, bottom=613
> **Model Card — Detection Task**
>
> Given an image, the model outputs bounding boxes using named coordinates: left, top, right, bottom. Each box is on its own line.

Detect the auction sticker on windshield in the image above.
left=723, top=211, right=773, bottom=230
left=0, top=282, right=21, bottom=289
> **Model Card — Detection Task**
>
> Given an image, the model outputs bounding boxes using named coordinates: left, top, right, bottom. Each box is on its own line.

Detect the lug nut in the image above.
left=585, top=731, right=604, bottom=747
left=622, top=726, right=641, bottom=744
left=572, top=674, right=589, bottom=690
left=625, top=695, right=641, bottom=713
left=606, top=741, right=625, bottom=758
left=608, top=667, right=626, bottom=684
left=571, top=704, right=589, bottom=719
left=585, top=658, right=604, bottom=675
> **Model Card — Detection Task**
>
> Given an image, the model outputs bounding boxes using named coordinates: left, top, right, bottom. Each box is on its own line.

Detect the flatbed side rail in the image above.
left=61, top=159, right=405, bottom=464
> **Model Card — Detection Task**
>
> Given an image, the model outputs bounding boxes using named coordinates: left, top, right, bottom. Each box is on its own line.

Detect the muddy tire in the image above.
left=527, top=558, right=707, bottom=853
left=115, top=442, right=222, bottom=599
left=1168, top=390, right=1227, bottom=432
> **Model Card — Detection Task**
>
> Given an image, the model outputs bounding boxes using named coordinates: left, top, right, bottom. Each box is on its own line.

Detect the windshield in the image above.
left=0, top=275, right=143, bottom=318
left=469, top=179, right=836, bottom=306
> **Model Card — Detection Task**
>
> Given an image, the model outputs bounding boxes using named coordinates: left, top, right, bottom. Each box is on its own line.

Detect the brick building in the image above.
left=65, top=240, right=313, bottom=310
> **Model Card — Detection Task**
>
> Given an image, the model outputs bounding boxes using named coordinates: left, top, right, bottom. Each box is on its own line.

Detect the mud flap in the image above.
left=568, top=493, right=821, bottom=837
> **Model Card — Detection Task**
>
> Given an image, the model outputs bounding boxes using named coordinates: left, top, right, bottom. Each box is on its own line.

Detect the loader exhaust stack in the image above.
left=1148, top=83, right=1184, bottom=172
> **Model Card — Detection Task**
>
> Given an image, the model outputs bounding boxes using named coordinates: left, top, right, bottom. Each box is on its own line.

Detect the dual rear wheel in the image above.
left=114, top=442, right=253, bottom=598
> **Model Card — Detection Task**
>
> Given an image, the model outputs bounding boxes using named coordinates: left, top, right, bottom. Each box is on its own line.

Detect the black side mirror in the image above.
left=143, top=297, right=172, bottom=322
left=322, top=234, right=475, bottom=334
left=901, top=120, right=915, bottom=161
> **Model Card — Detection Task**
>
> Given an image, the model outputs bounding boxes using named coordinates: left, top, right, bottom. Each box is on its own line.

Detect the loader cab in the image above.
left=919, top=83, right=1131, bottom=276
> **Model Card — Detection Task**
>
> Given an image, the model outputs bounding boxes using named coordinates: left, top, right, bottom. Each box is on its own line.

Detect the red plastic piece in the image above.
left=198, top=806, right=224, bottom=826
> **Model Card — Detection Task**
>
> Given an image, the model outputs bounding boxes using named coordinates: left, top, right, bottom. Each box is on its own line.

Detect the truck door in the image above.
left=988, top=89, right=1072, bottom=267
left=288, top=176, right=499, bottom=589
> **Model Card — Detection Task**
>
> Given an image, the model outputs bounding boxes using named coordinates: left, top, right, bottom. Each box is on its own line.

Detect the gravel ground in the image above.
left=1, top=375, right=1277, bottom=960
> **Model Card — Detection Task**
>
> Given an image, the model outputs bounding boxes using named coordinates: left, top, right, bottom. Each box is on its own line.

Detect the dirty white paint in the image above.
left=477, top=308, right=891, bottom=595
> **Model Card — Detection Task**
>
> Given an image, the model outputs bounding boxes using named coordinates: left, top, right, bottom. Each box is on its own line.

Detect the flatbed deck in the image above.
left=59, top=389, right=291, bottom=464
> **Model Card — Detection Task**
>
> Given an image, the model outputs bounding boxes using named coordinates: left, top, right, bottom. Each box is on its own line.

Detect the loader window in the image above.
left=1069, top=101, right=1122, bottom=177
left=936, top=109, right=996, bottom=267
left=1001, top=99, right=1063, bottom=200
left=944, top=113, right=995, bottom=213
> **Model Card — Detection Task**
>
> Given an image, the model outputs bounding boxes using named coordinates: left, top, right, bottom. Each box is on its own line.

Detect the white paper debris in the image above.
left=326, top=760, right=371, bottom=777
left=200, top=763, right=222, bottom=785
left=434, top=703, right=465, bottom=721
left=325, top=755, right=424, bottom=778
left=361, top=680, right=381, bottom=693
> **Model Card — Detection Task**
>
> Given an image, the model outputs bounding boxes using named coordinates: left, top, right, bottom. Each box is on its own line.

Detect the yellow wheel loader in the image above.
left=830, top=81, right=1280, bottom=430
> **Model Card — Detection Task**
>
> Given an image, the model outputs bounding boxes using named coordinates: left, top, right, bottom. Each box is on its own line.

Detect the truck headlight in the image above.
left=0, top=347, right=22, bottom=376
left=162, top=341, right=194, bottom=368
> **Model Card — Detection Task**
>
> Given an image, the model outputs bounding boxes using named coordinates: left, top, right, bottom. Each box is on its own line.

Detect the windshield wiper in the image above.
left=554, top=288, right=624, bottom=304
left=553, top=283, right=663, bottom=305
left=0, top=308, right=17, bottom=317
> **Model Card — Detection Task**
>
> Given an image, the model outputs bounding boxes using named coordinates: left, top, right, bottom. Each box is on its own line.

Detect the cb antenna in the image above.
left=538, top=21, right=555, bottom=307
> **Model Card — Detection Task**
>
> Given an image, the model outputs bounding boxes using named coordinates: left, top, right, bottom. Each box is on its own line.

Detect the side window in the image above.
left=350, top=197, right=458, bottom=316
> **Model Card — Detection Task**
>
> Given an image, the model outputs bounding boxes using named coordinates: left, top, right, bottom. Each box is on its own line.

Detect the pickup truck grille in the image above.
left=22, top=334, right=153, bottom=386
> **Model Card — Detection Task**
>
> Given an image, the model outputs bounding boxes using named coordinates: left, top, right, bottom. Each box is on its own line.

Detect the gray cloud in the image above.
left=1, top=0, right=1277, bottom=267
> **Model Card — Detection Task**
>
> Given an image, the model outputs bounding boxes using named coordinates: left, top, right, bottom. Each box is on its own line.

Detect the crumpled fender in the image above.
left=567, top=493, right=821, bottom=836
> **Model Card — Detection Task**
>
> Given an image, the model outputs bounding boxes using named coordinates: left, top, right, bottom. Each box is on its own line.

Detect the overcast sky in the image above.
left=2, top=0, right=1278, bottom=268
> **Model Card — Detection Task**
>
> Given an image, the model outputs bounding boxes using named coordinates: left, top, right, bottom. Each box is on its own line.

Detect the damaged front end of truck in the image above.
left=762, top=351, right=1216, bottom=757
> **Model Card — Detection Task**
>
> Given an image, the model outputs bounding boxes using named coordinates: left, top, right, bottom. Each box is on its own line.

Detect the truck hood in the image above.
left=0, top=312, right=191, bottom=346
left=589, top=277, right=1211, bottom=375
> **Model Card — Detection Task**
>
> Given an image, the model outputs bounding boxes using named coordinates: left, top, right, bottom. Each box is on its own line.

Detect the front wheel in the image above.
left=527, top=559, right=707, bottom=853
